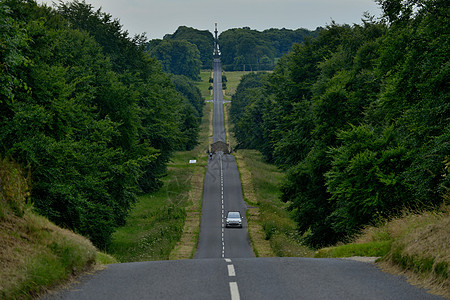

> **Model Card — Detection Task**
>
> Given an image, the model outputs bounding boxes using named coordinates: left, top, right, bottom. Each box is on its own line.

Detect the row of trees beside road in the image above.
left=0, top=0, right=202, bottom=248
left=231, top=0, right=449, bottom=247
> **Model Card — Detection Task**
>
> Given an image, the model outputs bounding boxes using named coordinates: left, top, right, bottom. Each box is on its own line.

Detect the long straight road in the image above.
left=195, top=58, right=254, bottom=259
left=212, top=58, right=226, bottom=143
left=50, top=54, right=444, bottom=300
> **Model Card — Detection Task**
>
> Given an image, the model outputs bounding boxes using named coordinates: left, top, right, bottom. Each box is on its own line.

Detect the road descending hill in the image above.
left=49, top=56, right=444, bottom=300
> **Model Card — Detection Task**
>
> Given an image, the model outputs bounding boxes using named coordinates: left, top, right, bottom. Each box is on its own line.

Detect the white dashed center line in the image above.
left=229, top=282, right=240, bottom=300
left=220, top=154, right=225, bottom=258
left=227, top=264, right=236, bottom=277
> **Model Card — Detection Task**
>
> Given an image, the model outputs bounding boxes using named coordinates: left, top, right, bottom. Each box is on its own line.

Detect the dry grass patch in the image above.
left=0, top=212, right=97, bottom=299
left=1, top=157, right=98, bottom=299
left=376, top=207, right=450, bottom=298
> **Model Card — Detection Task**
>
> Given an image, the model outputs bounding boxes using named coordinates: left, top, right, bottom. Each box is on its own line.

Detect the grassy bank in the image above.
left=0, top=158, right=112, bottom=299
left=232, top=149, right=314, bottom=257
left=108, top=103, right=211, bottom=262
left=315, top=207, right=449, bottom=298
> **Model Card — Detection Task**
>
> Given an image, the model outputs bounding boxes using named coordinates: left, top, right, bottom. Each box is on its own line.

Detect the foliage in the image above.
left=147, top=26, right=318, bottom=74
left=219, top=27, right=319, bottom=71
left=231, top=2, right=449, bottom=247
left=0, top=157, right=97, bottom=299
left=148, top=39, right=201, bottom=80
left=164, top=25, right=214, bottom=69
left=0, top=0, right=201, bottom=248
left=0, top=157, right=29, bottom=219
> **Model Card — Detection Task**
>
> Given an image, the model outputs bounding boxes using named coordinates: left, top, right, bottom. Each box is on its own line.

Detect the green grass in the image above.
left=196, top=70, right=213, bottom=100
left=108, top=161, right=193, bottom=262
left=233, top=149, right=314, bottom=257
left=108, top=103, right=211, bottom=262
left=196, top=70, right=256, bottom=100
left=1, top=212, right=97, bottom=299
left=223, top=71, right=250, bottom=99
left=313, top=207, right=450, bottom=297
left=96, top=251, right=118, bottom=264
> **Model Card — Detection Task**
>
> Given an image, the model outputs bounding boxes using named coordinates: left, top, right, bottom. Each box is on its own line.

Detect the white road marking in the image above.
left=229, top=282, right=240, bottom=300
left=227, top=264, right=236, bottom=277
left=220, top=153, right=226, bottom=258
left=225, top=258, right=232, bottom=263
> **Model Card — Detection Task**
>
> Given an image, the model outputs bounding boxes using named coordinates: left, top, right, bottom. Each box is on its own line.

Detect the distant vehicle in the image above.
left=225, top=211, right=242, bottom=228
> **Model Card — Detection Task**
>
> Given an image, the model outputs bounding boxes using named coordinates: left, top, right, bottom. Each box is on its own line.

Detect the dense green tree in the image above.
left=171, top=74, right=204, bottom=118
left=219, top=27, right=319, bottom=71
left=148, top=39, right=201, bottom=80
left=165, top=26, right=214, bottom=69
left=0, top=0, right=202, bottom=248
left=231, top=3, right=448, bottom=247
left=230, top=73, right=268, bottom=151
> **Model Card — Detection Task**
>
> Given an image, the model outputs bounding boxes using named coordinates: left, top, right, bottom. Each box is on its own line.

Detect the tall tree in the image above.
left=148, top=39, right=201, bottom=80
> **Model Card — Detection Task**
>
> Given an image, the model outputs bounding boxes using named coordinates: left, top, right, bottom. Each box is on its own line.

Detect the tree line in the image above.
left=219, top=27, right=319, bottom=71
left=146, top=26, right=319, bottom=79
left=231, top=0, right=449, bottom=248
left=0, top=0, right=203, bottom=248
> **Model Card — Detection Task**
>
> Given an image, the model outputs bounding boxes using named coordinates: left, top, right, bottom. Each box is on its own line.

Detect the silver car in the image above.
left=225, top=211, right=243, bottom=228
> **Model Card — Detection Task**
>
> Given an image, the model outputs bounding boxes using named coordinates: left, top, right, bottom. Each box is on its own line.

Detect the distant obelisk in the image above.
left=213, top=23, right=221, bottom=58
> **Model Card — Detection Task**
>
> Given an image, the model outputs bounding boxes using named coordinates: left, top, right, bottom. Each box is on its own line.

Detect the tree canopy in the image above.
left=219, top=27, right=319, bottom=71
left=164, top=26, right=215, bottom=69
left=148, top=39, right=202, bottom=80
left=231, top=1, right=449, bottom=247
left=0, top=0, right=203, bottom=248
left=147, top=25, right=319, bottom=74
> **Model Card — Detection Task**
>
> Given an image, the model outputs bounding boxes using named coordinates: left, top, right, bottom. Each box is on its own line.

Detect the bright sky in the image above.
left=37, top=0, right=382, bottom=40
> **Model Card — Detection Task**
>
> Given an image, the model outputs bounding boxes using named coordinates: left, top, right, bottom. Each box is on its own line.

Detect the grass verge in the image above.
left=314, top=207, right=449, bottom=298
left=222, top=71, right=250, bottom=100
left=233, top=149, right=314, bottom=258
left=108, top=103, right=211, bottom=262
left=196, top=70, right=213, bottom=100
left=0, top=158, right=99, bottom=299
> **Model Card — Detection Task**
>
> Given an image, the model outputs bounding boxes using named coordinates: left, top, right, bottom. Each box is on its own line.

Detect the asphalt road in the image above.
left=195, top=57, right=254, bottom=259
left=48, top=57, right=444, bottom=300
left=50, top=258, right=442, bottom=300
left=212, top=58, right=226, bottom=143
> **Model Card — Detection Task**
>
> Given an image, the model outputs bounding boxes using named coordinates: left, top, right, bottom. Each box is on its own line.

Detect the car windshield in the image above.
left=228, top=212, right=240, bottom=218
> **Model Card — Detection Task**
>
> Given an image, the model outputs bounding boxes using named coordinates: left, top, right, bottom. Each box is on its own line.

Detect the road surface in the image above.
left=195, top=57, right=254, bottom=259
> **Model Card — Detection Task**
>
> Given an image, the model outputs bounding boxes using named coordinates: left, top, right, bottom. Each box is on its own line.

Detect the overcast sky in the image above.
left=38, top=0, right=382, bottom=40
